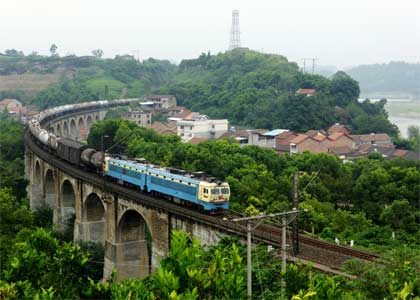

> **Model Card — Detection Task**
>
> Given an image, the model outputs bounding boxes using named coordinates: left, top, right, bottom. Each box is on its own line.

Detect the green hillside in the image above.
left=0, top=52, right=176, bottom=108
left=161, top=49, right=398, bottom=135
left=0, top=49, right=399, bottom=136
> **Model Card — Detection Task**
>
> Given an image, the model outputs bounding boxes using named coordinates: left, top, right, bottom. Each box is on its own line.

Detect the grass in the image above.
left=0, top=71, right=65, bottom=98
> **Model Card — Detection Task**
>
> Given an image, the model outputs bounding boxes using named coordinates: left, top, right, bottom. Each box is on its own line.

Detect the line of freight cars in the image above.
left=28, top=119, right=230, bottom=211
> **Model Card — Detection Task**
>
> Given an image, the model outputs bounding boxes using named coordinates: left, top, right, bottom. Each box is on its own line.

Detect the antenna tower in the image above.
left=229, top=9, right=241, bottom=50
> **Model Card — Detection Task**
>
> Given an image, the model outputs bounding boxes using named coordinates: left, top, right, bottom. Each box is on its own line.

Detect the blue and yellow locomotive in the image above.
left=104, top=157, right=230, bottom=211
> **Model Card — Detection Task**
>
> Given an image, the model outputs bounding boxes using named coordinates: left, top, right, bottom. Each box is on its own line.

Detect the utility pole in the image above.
left=301, top=58, right=318, bottom=74
left=292, top=172, right=299, bottom=254
left=231, top=210, right=301, bottom=299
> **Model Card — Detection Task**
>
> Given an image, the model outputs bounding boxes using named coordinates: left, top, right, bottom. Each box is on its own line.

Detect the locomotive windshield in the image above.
left=211, top=188, right=220, bottom=195
left=221, top=187, right=230, bottom=194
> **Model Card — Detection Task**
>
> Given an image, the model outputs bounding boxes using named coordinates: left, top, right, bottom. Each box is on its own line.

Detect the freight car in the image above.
left=56, top=138, right=89, bottom=165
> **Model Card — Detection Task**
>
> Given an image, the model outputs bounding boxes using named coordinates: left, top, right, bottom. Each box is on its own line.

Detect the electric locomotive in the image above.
left=104, top=157, right=230, bottom=211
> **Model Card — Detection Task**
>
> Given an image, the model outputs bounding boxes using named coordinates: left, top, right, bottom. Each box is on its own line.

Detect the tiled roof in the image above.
left=0, top=98, right=19, bottom=105
left=327, top=132, right=352, bottom=141
left=290, top=134, right=309, bottom=144
left=188, top=137, right=208, bottom=144
left=392, top=149, right=408, bottom=157
left=350, top=133, right=391, bottom=142
left=312, top=134, right=327, bottom=141
left=296, top=88, right=316, bottom=95
left=276, top=131, right=298, bottom=145
left=146, top=122, right=177, bottom=135
left=172, top=109, right=192, bottom=119
left=327, top=123, right=351, bottom=134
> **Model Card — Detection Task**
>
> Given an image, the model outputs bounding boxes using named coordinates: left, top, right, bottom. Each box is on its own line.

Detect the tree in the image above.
left=4, top=49, right=24, bottom=57
left=407, top=125, right=420, bottom=140
left=3, top=228, right=96, bottom=299
left=91, top=49, right=104, bottom=58
left=380, top=200, right=417, bottom=233
left=49, top=44, right=58, bottom=56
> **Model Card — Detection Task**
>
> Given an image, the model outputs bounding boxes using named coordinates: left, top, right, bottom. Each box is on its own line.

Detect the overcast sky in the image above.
left=1, top=0, right=419, bottom=68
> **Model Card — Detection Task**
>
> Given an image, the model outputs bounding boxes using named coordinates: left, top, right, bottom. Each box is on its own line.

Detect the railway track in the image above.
left=26, top=124, right=380, bottom=271
left=223, top=211, right=380, bottom=266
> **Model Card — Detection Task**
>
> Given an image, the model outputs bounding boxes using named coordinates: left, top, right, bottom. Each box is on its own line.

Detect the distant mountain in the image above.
left=346, top=61, right=420, bottom=98
left=314, top=65, right=338, bottom=78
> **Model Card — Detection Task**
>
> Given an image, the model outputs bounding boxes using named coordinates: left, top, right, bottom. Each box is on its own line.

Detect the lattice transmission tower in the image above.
left=229, top=9, right=241, bottom=50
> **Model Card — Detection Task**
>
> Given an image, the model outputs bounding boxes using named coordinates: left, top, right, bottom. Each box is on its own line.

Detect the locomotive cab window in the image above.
left=221, top=188, right=230, bottom=194
left=211, top=188, right=220, bottom=195
left=203, top=188, right=208, bottom=194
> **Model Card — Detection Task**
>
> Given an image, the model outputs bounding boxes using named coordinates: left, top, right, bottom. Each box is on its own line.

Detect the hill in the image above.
left=0, top=52, right=176, bottom=107
left=0, top=49, right=399, bottom=136
left=160, top=49, right=398, bottom=135
left=346, top=61, right=420, bottom=98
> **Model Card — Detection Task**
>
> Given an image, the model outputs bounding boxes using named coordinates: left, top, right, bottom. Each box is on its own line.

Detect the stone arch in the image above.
left=84, top=193, right=105, bottom=221
left=78, top=117, right=85, bottom=131
left=31, top=160, right=43, bottom=209
left=56, top=123, right=62, bottom=137
left=44, top=169, right=56, bottom=208
left=78, top=117, right=86, bottom=140
left=61, top=179, right=76, bottom=226
left=63, top=121, right=69, bottom=137
left=70, top=119, right=77, bottom=139
left=86, top=115, right=93, bottom=130
left=95, top=115, right=100, bottom=121
left=117, top=209, right=152, bottom=279
left=81, top=193, right=106, bottom=243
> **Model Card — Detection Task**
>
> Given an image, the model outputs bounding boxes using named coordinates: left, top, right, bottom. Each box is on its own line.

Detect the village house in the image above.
left=143, top=95, right=177, bottom=109
left=176, top=113, right=228, bottom=142
left=295, top=88, right=316, bottom=97
left=327, top=123, right=351, bottom=135
left=0, top=98, right=23, bottom=114
left=122, top=110, right=152, bottom=127
left=350, top=133, right=392, bottom=147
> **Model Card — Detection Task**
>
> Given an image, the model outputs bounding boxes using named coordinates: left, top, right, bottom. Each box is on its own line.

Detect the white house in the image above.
left=176, top=113, right=228, bottom=142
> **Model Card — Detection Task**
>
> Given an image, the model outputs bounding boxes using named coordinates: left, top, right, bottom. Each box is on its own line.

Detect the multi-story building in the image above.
left=143, top=95, right=177, bottom=109
left=122, top=110, right=152, bottom=127
left=176, top=114, right=228, bottom=142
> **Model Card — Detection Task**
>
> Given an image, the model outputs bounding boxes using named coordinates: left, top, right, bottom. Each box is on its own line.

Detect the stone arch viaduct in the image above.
left=24, top=100, right=264, bottom=281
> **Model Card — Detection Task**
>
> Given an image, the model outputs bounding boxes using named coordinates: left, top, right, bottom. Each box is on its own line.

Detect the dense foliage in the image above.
left=2, top=49, right=399, bottom=136
left=159, top=49, right=398, bottom=135
left=2, top=229, right=419, bottom=299
left=88, top=119, right=419, bottom=251
left=0, top=113, right=27, bottom=199
left=347, top=61, right=420, bottom=97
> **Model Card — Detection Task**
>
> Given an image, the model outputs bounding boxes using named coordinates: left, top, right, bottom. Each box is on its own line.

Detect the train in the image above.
left=28, top=102, right=230, bottom=212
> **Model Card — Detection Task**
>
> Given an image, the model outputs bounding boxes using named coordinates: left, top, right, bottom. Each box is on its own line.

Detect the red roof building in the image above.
left=296, top=89, right=316, bottom=96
